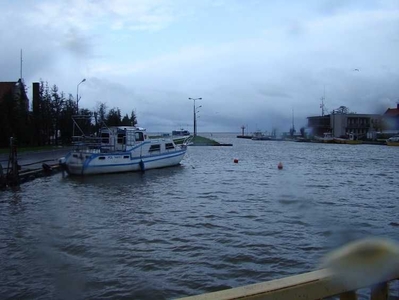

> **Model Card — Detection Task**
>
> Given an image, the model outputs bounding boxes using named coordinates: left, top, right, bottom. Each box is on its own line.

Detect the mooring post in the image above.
left=6, top=137, right=20, bottom=186
left=0, top=163, right=5, bottom=189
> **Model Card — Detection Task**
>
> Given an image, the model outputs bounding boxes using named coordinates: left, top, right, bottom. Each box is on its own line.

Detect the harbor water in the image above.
left=1, top=133, right=399, bottom=299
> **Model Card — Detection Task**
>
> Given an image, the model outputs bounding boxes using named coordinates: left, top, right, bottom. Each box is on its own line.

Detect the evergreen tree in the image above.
left=121, top=114, right=130, bottom=125
left=130, top=110, right=137, bottom=126
left=106, top=108, right=122, bottom=126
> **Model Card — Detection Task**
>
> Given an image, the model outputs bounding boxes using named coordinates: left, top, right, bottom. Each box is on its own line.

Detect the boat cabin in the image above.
left=100, top=126, right=148, bottom=152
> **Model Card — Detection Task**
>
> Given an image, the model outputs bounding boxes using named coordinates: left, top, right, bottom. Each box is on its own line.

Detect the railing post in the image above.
left=340, top=291, right=357, bottom=300
left=371, top=282, right=388, bottom=300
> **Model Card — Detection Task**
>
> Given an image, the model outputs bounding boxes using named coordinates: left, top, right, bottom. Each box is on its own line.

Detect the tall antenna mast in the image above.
left=20, top=49, right=23, bottom=81
left=320, top=85, right=325, bottom=116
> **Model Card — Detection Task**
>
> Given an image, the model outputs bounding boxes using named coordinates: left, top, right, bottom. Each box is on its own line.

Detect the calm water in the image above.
left=1, top=133, right=399, bottom=299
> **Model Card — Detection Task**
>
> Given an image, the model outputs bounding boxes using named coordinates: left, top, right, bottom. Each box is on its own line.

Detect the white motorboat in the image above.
left=314, top=132, right=334, bottom=143
left=171, top=128, right=191, bottom=144
left=60, top=125, right=188, bottom=176
left=386, top=135, right=399, bottom=146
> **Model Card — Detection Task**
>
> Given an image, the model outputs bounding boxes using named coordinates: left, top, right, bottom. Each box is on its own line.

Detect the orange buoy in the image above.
left=277, top=162, right=283, bottom=169
left=233, top=158, right=239, bottom=163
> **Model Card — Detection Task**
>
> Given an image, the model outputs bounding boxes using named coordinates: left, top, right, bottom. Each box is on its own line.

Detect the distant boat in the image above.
left=334, top=133, right=362, bottom=145
left=251, top=130, right=271, bottom=140
left=386, top=136, right=399, bottom=146
left=314, top=132, right=335, bottom=143
left=171, top=129, right=191, bottom=144
left=172, top=129, right=190, bottom=136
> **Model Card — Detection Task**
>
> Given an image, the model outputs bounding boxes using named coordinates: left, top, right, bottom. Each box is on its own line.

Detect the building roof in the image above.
left=384, top=108, right=399, bottom=117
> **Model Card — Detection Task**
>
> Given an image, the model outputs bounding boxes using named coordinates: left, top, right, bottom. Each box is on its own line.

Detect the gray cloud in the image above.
left=1, top=1, right=399, bottom=133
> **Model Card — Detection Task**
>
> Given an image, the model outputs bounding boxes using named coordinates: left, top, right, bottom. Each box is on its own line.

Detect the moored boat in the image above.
left=314, top=132, right=334, bottom=143
left=386, top=135, right=399, bottom=146
left=334, top=133, right=362, bottom=144
left=251, top=130, right=271, bottom=140
left=60, top=125, right=188, bottom=176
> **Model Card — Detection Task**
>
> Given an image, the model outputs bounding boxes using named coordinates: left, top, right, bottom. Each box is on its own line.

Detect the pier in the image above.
left=0, top=139, right=69, bottom=189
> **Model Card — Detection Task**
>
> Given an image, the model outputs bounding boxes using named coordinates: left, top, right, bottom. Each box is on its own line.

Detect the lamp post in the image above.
left=189, top=97, right=202, bottom=137
left=196, top=105, right=202, bottom=136
left=76, top=78, right=86, bottom=114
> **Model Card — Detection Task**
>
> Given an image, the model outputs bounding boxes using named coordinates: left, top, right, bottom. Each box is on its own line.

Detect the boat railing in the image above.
left=182, top=135, right=194, bottom=146
left=178, top=268, right=399, bottom=300
left=72, top=135, right=105, bottom=152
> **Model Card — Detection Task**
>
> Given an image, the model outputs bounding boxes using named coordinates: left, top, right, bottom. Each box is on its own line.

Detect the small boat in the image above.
left=172, top=128, right=191, bottom=144
left=251, top=130, right=271, bottom=140
left=334, top=133, right=362, bottom=145
left=172, top=128, right=190, bottom=136
left=386, top=136, right=399, bottom=146
left=60, top=125, right=189, bottom=176
left=314, top=132, right=335, bottom=143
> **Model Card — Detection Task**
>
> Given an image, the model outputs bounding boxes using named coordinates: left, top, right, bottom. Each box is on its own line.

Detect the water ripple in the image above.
left=1, top=136, right=399, bottom=299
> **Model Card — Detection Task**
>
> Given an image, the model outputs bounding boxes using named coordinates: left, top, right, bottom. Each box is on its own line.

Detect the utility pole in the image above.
left=188, top=97, right=202, bottom=137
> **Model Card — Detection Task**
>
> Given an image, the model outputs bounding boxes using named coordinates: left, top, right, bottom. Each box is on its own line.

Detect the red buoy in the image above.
left=234, top=158, right=239, bottom=163
left=277, top=162, right=283, bottom=169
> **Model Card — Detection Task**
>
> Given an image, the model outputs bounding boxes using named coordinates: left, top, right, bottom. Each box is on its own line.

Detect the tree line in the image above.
left=0, top=81, right=137, bottom=148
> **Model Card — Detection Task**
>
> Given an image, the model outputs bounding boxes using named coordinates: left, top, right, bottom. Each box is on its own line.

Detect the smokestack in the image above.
left=32, top=82, right=40, bottom=114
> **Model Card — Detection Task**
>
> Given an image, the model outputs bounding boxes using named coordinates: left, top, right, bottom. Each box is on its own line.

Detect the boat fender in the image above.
left=139, top=160, right=145, bottom=172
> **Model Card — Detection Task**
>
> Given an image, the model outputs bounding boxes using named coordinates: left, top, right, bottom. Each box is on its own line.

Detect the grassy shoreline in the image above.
left=191, top=135, right=232, bottom=146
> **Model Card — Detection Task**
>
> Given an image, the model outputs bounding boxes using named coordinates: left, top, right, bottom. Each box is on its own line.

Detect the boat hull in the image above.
left=387, top=141, right=399, bottom=146
left=334, top=138, right=362, bottom=144
left=64, top=149, right=186, bottom=176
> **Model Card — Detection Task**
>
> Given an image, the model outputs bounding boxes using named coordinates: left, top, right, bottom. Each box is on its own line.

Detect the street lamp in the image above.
left=189, top=97, right=202, bottom=137
left=76, top=78, right=86, bottom=113
left=196, top=105, right=202, bottom=136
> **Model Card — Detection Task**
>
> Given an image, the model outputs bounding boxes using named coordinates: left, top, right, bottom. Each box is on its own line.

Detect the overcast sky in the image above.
left=1, top=0, right=399, bottom=133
